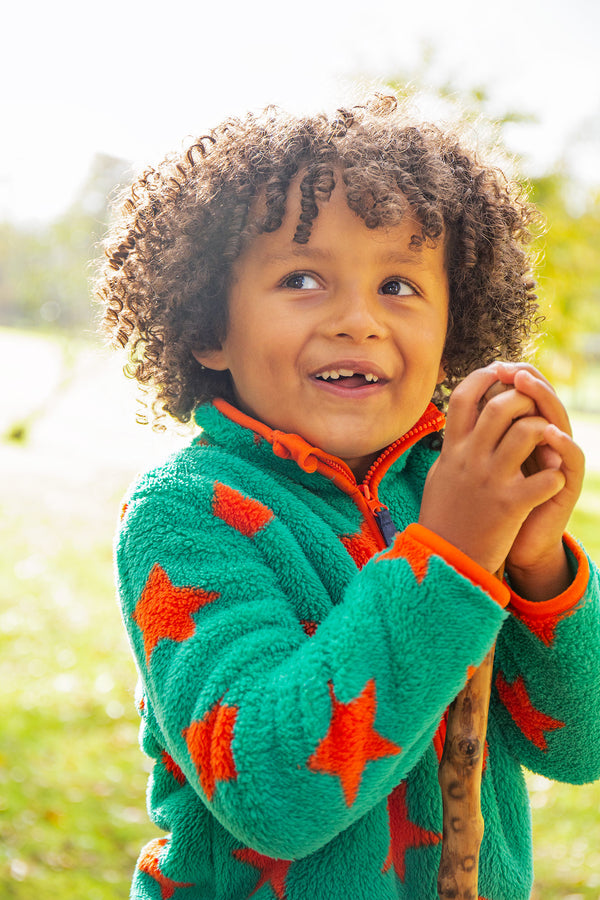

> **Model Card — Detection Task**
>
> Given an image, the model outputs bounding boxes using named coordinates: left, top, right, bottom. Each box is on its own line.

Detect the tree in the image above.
left=0, top=153, right=131, bottom=332
left=531, top=175, right=600, bottom=381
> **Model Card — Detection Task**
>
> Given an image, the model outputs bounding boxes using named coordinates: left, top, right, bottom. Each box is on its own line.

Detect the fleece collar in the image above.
left=196, top=398, right=445, bottom=506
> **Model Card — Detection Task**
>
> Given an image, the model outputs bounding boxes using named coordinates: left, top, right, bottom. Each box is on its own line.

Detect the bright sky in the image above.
left=2, top=0, right=599, bottom=225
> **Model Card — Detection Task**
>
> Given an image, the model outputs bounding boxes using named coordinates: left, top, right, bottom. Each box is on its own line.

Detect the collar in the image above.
left=207, top=397, right=445, bottom=507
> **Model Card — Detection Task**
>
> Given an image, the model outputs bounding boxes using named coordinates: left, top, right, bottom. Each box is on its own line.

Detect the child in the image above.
left=95, top=96, right=600, bottom=900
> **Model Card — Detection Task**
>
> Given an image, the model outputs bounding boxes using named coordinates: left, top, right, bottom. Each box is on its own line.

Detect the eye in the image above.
left=281, top=272, right=320, bottom=290
left=380, top=278, right=416, bottom=297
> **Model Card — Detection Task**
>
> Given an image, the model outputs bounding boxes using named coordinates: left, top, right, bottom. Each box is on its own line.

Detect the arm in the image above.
left=419, top=361, right=584, bottom=590
left=493, top=540, right=600, bottom=783
left=419, top=361, right=600, bottom=782
left=116, top=470, right=509, bottom=860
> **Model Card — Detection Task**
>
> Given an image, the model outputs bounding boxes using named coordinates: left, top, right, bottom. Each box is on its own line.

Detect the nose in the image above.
left=329, top=288, right=388, bottom=343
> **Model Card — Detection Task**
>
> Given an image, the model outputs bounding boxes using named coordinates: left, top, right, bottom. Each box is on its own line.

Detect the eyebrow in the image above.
left=263, top=245, right=423, bottom=265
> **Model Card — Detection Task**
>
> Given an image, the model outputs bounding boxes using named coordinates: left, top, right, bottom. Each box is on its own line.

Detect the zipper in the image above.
left=372, top=507, right=398, bottom=546
left=212, top=397, right=445, bottom=549
left=316, top=405, right=445, bottom=548
left=363, top=412, right=445, bottom=495
left=312, top=455, right=391, bottom=549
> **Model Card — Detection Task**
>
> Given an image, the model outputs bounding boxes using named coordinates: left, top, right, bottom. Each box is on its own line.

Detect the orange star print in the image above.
left=132, top=564, right=219, bottom=664
left=137, top=837, right=193, bottom=898
left=183, top=699, right=239, bottom=800
left=307, top=679, right=401, bottom=806
left=212, top=481, right=274, bottom=537
left=232, top=848, right=291, bottom=899
left=377, top=530, right=434, bottom=583
left=383, top=781, right=440, bottom=881
left=340, top=519, right=381, bottom=569
left=496, top=672, right=565, bottom=750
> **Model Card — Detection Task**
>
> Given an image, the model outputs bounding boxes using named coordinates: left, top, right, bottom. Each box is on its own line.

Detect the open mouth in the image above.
left=313, top=368, right=383, bottom=388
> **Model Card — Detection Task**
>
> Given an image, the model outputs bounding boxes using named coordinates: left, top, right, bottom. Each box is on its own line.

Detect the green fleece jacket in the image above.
left=115, top=398, right=600, bottom=900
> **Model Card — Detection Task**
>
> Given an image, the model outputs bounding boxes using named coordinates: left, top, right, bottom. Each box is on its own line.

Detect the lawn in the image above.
left=1, top=331, right=599, bottom=898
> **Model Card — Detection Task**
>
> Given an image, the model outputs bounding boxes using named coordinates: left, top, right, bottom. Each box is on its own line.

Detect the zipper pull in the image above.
left=373, top=506, right=398, bottom=547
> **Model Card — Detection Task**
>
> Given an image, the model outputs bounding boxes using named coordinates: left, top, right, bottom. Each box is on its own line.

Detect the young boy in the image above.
left=96, top=96, right=600, bottom=900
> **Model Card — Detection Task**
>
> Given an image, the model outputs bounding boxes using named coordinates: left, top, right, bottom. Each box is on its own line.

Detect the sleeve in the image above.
left=116, top=481, right=509, bottom=861
left=492, top=534, right=600, bottom=784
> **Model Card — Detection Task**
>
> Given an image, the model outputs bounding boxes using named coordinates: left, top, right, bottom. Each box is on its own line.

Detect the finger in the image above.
left=506, top=422, right=584, bottom=503
left=516, top=466, right=568, bottom=509
left=475, top=388, right=538, bottom=454
left=493, top=415, right=556, bottom=477
left=445, top=364, right=508, bottom=442
left=493, top=361, right=555, bottom=392
left=543, top=424, right=585, bottom=498
left=478, top=379, right=512, bottom=413
left=520, top=445, right=559, bottom=479
left=511, top=368, right=572, bottom=436
left=526, top=443, right=562, bottom=475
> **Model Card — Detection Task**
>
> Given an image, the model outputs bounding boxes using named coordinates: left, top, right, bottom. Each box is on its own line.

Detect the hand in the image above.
left=419, top=362, right=585, bottom=599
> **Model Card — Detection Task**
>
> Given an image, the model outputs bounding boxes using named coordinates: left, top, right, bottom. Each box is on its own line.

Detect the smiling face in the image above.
left=194, top=184, right=449, bottom=479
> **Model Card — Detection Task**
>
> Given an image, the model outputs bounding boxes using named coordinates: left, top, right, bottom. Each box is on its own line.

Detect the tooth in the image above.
left=329, top=371, right=340, bottom=379
left=338, top=369, right=354, bottom=377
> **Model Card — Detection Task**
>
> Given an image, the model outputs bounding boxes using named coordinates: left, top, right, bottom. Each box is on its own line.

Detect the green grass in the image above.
left=528, top=773, right=600, bottom=899
left=0, top=466, right=161, bottom=898
left=1, top=435, right=599, bottom=899
left=528, top=469, right=600, bottom=900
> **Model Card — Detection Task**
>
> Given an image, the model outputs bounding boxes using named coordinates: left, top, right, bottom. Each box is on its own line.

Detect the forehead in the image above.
left=233, top=183, right=448, bottom=291
left=240, top=178, right=444, bottom=267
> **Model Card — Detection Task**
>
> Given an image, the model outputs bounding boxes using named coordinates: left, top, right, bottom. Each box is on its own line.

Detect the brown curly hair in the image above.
left=94, top=94, right=541, bottom=424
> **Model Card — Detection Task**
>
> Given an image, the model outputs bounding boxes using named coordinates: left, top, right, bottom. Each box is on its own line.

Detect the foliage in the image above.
left=531, top=177, right=600, bottom=382
left=0, top=154, right=130, bottom=334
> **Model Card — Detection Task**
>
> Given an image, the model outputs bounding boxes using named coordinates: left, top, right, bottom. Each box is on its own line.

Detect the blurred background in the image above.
left=1, top=0, right=599, bottom=896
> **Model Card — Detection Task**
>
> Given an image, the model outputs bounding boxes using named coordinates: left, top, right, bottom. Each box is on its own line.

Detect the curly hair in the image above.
left=94, top=94, right=541, bottom=424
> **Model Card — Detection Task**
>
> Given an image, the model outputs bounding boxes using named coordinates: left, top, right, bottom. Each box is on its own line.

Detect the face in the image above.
left=195, top=184, right=448, bottom=480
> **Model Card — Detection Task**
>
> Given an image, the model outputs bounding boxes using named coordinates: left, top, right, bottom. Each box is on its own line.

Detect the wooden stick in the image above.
left=436, top=598, right=499, bottom=900
left=437, top=381, right=510, bottom=900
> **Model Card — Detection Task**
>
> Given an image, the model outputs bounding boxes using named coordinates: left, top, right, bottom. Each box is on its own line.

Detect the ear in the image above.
left=192, top=347, right=229, bottom=372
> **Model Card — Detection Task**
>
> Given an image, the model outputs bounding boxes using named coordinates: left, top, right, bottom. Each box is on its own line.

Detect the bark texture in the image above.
left=437, top=646, right=495, bottom=900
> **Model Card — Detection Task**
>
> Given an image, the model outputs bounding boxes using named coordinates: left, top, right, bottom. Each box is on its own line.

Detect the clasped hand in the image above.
left=419, top=362, right=585, bottom=602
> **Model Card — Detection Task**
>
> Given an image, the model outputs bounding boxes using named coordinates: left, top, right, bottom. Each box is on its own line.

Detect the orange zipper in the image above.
left=213, top=398, right=445, bottom=549
left=315, top=404, right=444, bottom=545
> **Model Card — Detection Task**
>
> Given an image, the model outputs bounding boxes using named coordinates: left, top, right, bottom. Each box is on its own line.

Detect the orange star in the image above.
left=183, top=699, right=238, bottom=800
left=377, top=531, right=434, bottom=584
left=383, top=781, right=440, bottom=881
left=232, top=848, right=291, bottom=899
left=340, top=519, right=381, bottom=569
left=132, top=564, right=219, bottom=664
left=137, top=837, right=193, bottom=899
left=496, top=672, right=565, bottom=751
left=509, top=606, right=574, bottom=647
left=307, top=679, right=401, bottom=806
left=213, top=482, right=273, bottom=537
left=161, top=750, right=186, bottom=785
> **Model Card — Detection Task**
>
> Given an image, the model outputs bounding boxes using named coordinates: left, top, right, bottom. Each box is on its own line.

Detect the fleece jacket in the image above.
left=114, top=398, right=600, bottom=900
